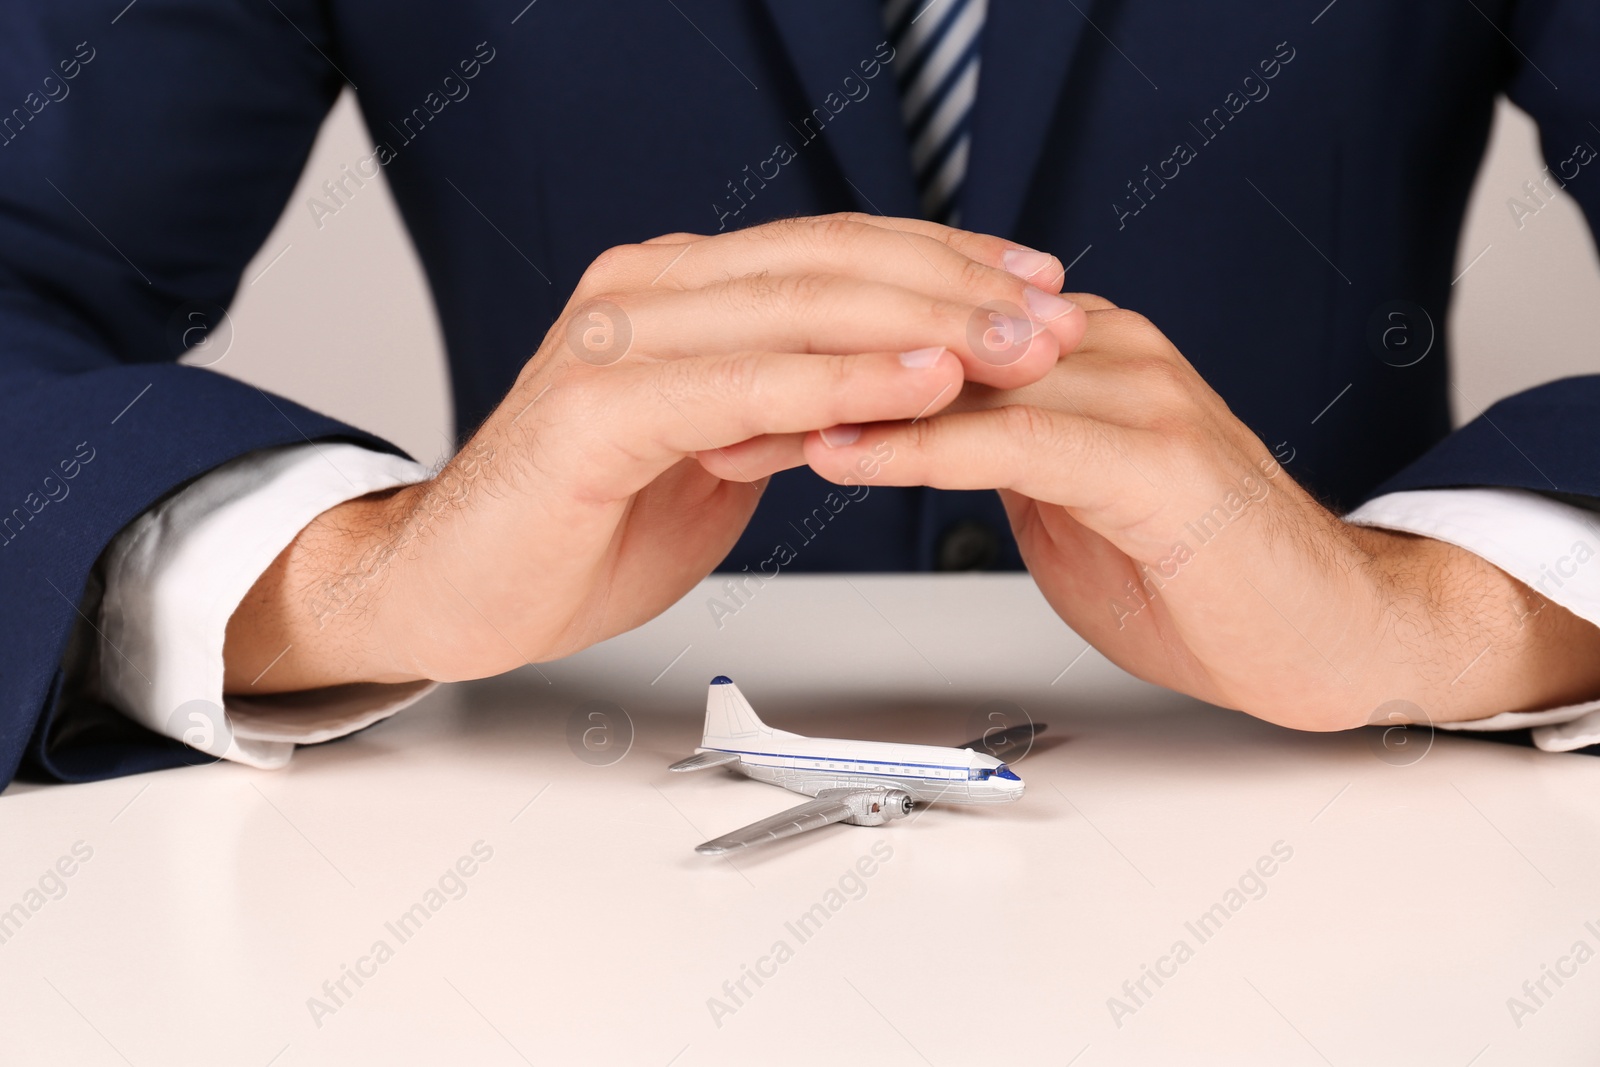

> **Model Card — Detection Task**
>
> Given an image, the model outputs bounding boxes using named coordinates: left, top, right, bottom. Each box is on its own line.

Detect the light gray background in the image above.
left=213, top=92, right=1600, bottom=469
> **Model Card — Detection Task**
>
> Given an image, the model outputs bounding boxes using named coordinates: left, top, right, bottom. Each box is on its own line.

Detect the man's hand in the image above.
left=224, top=214, right=1080, bottom=691
left=799, top=293, right=1600, bottom=730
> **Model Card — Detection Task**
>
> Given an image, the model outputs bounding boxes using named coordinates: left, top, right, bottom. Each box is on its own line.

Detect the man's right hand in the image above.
left=223, top=214, right=1080, bottom=691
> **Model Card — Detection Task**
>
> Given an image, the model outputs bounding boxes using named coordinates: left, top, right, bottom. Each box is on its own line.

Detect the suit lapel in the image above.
left=757, top=0, right=922, bottom=219
left=962, top=0, right=1088, bottom=239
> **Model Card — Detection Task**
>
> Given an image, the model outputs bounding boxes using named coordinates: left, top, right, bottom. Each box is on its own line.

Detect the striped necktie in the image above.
left=883, top=0, right=987, bottom=226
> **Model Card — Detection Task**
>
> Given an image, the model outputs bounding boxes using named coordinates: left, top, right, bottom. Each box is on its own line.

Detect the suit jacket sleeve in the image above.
left=0, top=3, right=405, bottom=786
left=1365, top=0, right=1600, bottom=503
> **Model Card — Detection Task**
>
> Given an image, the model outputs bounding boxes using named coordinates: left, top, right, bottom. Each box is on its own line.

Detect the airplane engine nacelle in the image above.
left=842, top=789, right=915, bottom=826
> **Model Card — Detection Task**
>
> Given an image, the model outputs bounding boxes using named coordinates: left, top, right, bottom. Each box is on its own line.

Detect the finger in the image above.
left=533, top=347, right=966, bottom=495
left=821, top=213, right=1067, bottom=290
left=800, top=405, right=1145, bottom=514
left=1061, top=292, right=1119, bottom=312
left=696, top=345, right=968, bottom=481
left=946, top=356, right=1191, bottom=428
left=580, top=273, right=1079, bottom=388
left=946, top=307, right=1205, bottom=425
left=639, top=232, right=707, bottom=244
left=587, top=216, right=1068, bottom=316
left=695, top=432, right=806, bottom=482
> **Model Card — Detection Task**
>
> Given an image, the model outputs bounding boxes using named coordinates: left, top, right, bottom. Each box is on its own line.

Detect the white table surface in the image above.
left=4, top=574, right=1599, bottom=1066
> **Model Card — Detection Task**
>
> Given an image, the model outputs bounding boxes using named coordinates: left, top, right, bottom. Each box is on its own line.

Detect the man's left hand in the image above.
left=800, top=293, right=1600, bottom=731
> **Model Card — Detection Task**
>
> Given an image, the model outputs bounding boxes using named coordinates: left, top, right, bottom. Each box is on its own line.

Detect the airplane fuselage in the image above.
left=698, top=731, right=1025, bottom=805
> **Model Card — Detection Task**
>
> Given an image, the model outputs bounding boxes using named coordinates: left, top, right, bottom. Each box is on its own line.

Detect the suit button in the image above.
left=936, top=519, right=1000, bottom=571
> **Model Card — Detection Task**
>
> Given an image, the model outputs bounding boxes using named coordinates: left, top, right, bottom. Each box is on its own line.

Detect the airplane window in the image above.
left=969, top=768, right=993, bottom=781
left=995, top=765, right=1020, bottom=781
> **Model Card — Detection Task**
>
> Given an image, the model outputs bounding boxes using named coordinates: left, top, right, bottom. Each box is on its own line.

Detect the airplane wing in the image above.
left=958, top=721, right=1047, bottom=761
left=667, top=751, right=742, bottom=773
left=694, top=793, right=860, bottom=855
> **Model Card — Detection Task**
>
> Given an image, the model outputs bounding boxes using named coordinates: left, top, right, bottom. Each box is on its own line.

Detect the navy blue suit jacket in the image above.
left=3, top=0, right=1598, bottom=785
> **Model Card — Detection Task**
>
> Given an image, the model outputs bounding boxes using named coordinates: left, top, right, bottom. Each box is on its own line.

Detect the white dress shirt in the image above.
left=97, top=443, right=435, bottom=768
left=90, top=447, right=1600, bottom=766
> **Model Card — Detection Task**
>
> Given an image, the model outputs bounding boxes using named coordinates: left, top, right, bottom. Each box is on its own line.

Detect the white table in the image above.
left=4, top=575, right=1598, bottom=1066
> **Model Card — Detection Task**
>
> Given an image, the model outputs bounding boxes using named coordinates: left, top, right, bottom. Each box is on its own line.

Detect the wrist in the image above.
left=1349, top=523, right=1600, bottom=724
left=224, top=484, right=426, bottom=692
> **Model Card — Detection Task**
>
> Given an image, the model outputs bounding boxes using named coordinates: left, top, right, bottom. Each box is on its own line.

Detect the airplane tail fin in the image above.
left=703, top=676, right=772, bottom=744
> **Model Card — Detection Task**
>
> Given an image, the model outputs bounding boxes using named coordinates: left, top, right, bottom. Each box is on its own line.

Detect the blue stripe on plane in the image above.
left=720, top=762, right=957, bottom=783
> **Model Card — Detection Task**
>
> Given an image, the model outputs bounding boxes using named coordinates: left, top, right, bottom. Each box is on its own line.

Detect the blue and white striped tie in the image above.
left=883, top=0, right=987, bottom=226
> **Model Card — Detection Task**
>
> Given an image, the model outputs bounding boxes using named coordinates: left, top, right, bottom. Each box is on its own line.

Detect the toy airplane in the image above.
left=669, top=676, right=1040, bottom=855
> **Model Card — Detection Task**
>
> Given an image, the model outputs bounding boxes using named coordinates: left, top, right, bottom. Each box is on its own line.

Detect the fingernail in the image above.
left=898, top=346, right=945, bottom=368
left=1024, top=286, right=1076, bottom=323
left=1002, top=248, right=1059, bottom=282
left=819, top=424, right=862, bottom=448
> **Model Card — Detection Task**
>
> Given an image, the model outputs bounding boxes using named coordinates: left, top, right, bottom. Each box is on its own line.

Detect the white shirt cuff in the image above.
left=99, top=442, right=437, bottom=769
left=1346, top=487, right=1600, bottom=752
